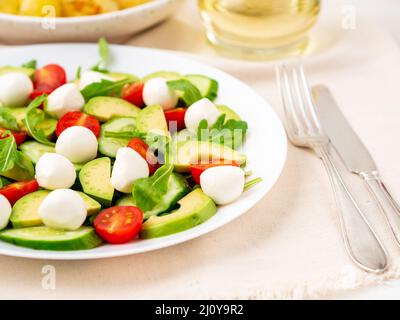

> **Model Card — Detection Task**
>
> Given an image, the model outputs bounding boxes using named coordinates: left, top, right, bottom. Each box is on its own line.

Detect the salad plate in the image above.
left=0, top=43, right=286, bottom=260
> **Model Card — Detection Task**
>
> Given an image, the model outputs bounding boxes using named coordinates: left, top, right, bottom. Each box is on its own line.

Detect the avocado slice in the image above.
left=217, top=105, right=241, bottom=121
left=108, top=72, right=140, bottom=82
left=7, top=107, right=57, bottom=139
left=116, top=194, right=136, bottom=206
left=142, top=71, right=182, bottom=82
left=79, top=157, right=114, bottom=207
left=0, top=66, right=35, bottom=78
left=0, top=226, right=102, bottom=251
left=1, top=154, right=34, bottom=181
left=136, top=105, right=170, bottom=138
left=10, top=190, right=102, bottom=228
left=140, top=189, right=217, bottom=239
left=167, top=140, right=247, bottom=173
left=98, top=117, right=136, bottom=158
left=84, top=97, right=141, bottom=122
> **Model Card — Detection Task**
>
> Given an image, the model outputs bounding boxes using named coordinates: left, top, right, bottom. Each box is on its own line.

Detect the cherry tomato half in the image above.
left=121, top=82, right=145, bottom=108
left=191, top=160, right=240, bottom=185
left=56, top=111, right=101, bottom=137
left=94, top=206, right=143, bottom=244
left=127, top=138, right=160, bottom=175
left=0, top=128, right=27, bottom=146
left=0, top=180, right=39, bottom=206
left=164, top=108, right=187, bottom=131
left=31, top=64, right=67, bottom=99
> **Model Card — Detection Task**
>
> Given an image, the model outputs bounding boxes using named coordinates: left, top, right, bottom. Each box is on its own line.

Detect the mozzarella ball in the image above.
left=39, top=189, right=87, bottom=230
left=111, top=147, right=149, bottom=193
left=35, top=153, right=77, bottom=190
left=0, top=72, right=33, bottom=107
left=0, top=195, right=12, bottom=230
left=143, top=77, right=178, bottom=110
left=200, top=166, right=245, bottom=205
left=46, top=83, right=85, bottom=119
left=79, top=70, right=114, bottom=90
left=184, top=98, right=221, bottom=133
left=56, top=126, right=98, bottom=163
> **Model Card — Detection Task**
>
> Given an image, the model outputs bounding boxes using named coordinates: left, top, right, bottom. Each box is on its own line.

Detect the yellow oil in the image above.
left=199, top=0, right=321, bottom=59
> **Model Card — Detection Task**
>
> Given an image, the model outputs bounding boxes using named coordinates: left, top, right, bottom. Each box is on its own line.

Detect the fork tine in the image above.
left=276, top=64, right=303, bottom=137
left=297, top=65, right=322, bottom=131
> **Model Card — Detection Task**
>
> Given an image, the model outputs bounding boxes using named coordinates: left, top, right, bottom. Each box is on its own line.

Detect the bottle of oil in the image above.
left=199, top=0, right=321, bottom=59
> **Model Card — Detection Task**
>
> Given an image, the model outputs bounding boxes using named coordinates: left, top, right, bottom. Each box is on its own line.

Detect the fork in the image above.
left=276, top=64, right=388, bottom=273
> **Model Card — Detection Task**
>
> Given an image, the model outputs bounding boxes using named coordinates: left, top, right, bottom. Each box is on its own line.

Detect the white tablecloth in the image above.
left=1, top=0, right=400, bottom=299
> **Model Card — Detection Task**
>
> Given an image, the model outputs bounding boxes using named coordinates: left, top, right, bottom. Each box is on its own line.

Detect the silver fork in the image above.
left=276, top=64, right=388, bottom=273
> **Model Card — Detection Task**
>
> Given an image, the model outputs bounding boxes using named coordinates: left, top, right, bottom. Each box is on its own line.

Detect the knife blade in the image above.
left=312, top=85, right=377, bottom=174
left=313, top=85, right=400, bottom=247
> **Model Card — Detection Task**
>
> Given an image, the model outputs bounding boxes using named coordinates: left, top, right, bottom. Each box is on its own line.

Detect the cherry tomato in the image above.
left=121, top=82, right=145, bottom=108
left=56, top=111, right=101, bottom=137
left=0, top=180, right=39, bottom=206
left=0, top=128, right=27, bottom=146
left=164, top=108, right=187, bottom=131
left=191, top=160, right=240, bottom=185
left=127, top=138, right=160, bottom=175
left=94, top=206, right=143, bottom=244
left=30, top=64, right=67, bottom=99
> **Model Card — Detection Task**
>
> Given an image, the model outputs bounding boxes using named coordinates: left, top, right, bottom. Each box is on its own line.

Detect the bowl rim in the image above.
left=0, top=0, right=177, bottom=24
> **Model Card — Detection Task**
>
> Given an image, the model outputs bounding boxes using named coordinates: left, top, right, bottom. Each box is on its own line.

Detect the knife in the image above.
left=313, top=85, right=400, bottom=246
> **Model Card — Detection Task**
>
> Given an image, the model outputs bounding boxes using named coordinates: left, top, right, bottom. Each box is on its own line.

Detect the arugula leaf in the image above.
left=81, top=78, right=131, bottom=101
left=134, top=165, right=174, bottom=212
left=0, top=132, right=29, bottom=173
left=167, top=79, right=202, bottom=106
left=244, top=177, right=263, bottom=191
left=0, top=108, right=19, bottom=131
left=197, top=114, right=248, bottom=149
left=21, top=59, right=37, bottom=69
left=91, top=37, right=110, bottom=72
left=76, top=66, right=82, bottom=80
left=104, top=130, right=143, bottom=140
left=23, top=95, right=55, bottom=147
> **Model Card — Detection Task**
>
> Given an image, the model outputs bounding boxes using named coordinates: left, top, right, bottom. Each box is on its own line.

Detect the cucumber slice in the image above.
left=134, top=173, right=190, bottom=220
left=185, top=74, right=219, bottom=101
left=143, top=71, right=182, bottom=82
left=0, top=226, right=102, bottom=251
left=84, top=97, right=141, bottom=122
left=20, top=141, right=55, bottom=164
left=79, top=157, right=114, bottom=207
left=116, top=194, right=136, bottom=206
left=98, top=117, right=136, bottom=158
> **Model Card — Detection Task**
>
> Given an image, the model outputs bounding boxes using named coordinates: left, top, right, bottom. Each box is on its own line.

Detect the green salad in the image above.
left=0, top=39, right=261, bottom=251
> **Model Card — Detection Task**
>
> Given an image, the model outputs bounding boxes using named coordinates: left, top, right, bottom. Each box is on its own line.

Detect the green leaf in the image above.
left=23, top=95, right=55, bottom=147
left=0, top=132, right=29, bottom=173
left=81, top=78, right=131, bottom=101
left=134, top=165, right=174, bottom=212
left=104, top=130, right=143, bottom=140
left=197, top=114, right=248, bottom=149
left=21, top=59, right=37, bottom=69
left=167, top=79, right=202, bottom=106
left=0, top=108, right=19, bottom=131
left=76, top=66, right=82, bottom=80
left=244, top=177, right=263, bottom=191
left=91, top=37, right=110, bottom=72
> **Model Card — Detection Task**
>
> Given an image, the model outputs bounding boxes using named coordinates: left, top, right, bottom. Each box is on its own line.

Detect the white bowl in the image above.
left=0, top=0, right=183, bottom=44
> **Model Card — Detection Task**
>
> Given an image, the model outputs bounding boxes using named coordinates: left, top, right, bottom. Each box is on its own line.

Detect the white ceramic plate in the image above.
left=0, top=0, right=183, bottom=44
left=0, top=44, right=287, bottom=260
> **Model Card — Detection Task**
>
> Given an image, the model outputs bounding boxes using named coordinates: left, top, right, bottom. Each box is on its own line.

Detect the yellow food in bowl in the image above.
left=0, top=0, right=151, bottom=17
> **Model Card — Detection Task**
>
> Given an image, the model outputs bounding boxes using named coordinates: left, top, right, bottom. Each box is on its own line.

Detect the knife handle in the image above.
left=362, top=172, right=400, bottom=246
left=315, top=145, right=388, bottom=273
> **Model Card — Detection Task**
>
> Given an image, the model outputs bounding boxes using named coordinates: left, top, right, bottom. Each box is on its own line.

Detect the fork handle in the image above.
left=361, top=172, right=400, bottom=247
left=315, top=145, right=388, bottom=273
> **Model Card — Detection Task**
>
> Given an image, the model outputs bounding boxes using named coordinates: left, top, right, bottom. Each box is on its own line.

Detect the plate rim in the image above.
left=0, top=43, right=287, bottom=260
